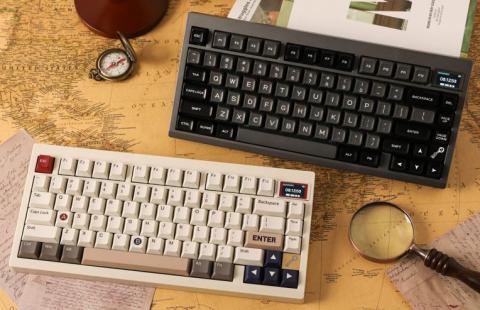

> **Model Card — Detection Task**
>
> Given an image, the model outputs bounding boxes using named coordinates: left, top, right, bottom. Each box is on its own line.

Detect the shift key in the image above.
left=245, top=231, right=284, bottom=251
left=183, top=84, right=208, bottom=101
left=180, top=100, right=213, bottom=119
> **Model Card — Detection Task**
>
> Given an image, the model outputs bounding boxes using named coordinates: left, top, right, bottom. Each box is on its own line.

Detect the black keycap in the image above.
left=259, top=97, right=274, bottom=112
left=258, top=80, right=273, bottom=95
left=413, top=144, right=428, bottom=158
left=242, top=78, right=256, bottom=92
left=285, top=44, right=302, bottom=62
left=392, top=104, right=409, bottom=120
left=276, top=100, right=290, bottom=115
left=292, top=103, right=308, bottom=118
left=319, top=50, right=336, bottom=67
left=303, top=70, right=318, bottom=86
left=297, top=121, right=313, bottom=137
left=263, top=267, right=281, bottom=286
left=190, top=260, right=213, bottom=278
left=190, top=27, right=208, bottom=45
left=412, top=66, right=430, bottom=84
left=39, top=243, right=62, bottom=261
left=390, top=156, right=407, bottom=172
left=308, top=89, right=323, bottom=104
left=177, top=116, right=195, bottom=132
left=196, top=121, right=215, bottom=135
left=394, top=63, right=412, bottom=80
left=371, top=82, right=387, bottom=98
left=291, top=86, right=307, bottom=101
left=180, top=100, right=213, bottom=119
left=212, top=31, right=229, bottom=49
left=359, top=151, right=380, bottom=167
left=248, top=112, right=263, bottom=127
left=186, top=49, right=202, bottom=65
left=441, top=94, right=458, bottom=111
left=433, top=131, right=450, bottom=145
left=325, top=92, right=340, bottom=107
left=309, top=106, right=325, bottom=122
left=183, top=84, right=208, bottom=101
left=336, top=53, right=355, bottom=71
left=215, top=106, right=231, bottom=121
left=337, top=76, right=352, bottom=92
left=244, top=265, right=263, bottom=284
left=347, top=130, right=363, bottom=146
left=232, top=109, right=247, bottom=124
left=365, top=133, right=381, bottom=150
left=225, top=74, right=240, bottom=89
left=343, top=112, right=358, bottom=127
left=409, top=160, right=425, bottom=175
left=377, top=60, right=394, bottom=77
left=275, top=83, right=290, bottom=98
left=203, top=51, right=218, bottom=68
left=226, top=91, right=241, bottom=106
left=358, top=98, right=375, bottom=113
left=303, top=48, right=318, bottom=64
left=264, top=115, right=280, bottom=130
left=243, top=94, right=257, bottom=109
left=269, top=64, right=285, bottom=79
left=246, top=37, right=262, bottom=54
left=216, top=125, right=235, bottom=139
left=406, top=88, right=440, bottom=107
left=428, top=144, right=447, bottom=162
left=18, top=241, right=41, bottom=259
left=281, top=118, right=296, bottom=134
left=209, top=71, right=223, bottom=86
left=353, top=79, right=370, bottom=95
left=252, top=61, right=268, bottom=77
left=331, top=127, right=346, bottom=143
left=264, top=251, right=282, bottom=268
left=388, top=85, right=404, bottom=101
left=210, top=88, right=224, bottom=103
left=376, top=101, right=392, bottom=116
left=338, top=147, right=358, bottom=163
left=410, top=107, right=435, bottom=124
left=185, top=67, right=207, bottom=83
left=438, top=113, right=454, bottom=127
left=360, top=115, right=376, bottom=131
left=426, top=162, right=443, bottom=179
left=281, top=270, right=299, bottom=288
left=262, top=40, right=280, bottom=58
left=229, top=34, right=245, bottom=51
left=314, top=124, right=330, bottom=140
left=394, top=121, right=431, bottom=141
left=319, top=73, right=335, bottom=88
left=61, top=246, right=84, bottom=264
left=212, top=262, right=234, bottom=281
left=376, top=118, right=393, bottom=135
left=326, top=109, right=341, bottom=124
left=359, top=57, right=377, bottom=75
left=286, top=67, right=302, bottom=83
left=219, top=54, right=235, bottom=70
left=236, top=57, right=251, bottom=74
left=383, top=138, right=410, bottom=155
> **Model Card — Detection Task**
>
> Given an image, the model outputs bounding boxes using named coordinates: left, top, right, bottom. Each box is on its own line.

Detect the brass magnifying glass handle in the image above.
left=411, top=245, right=480, bottom=293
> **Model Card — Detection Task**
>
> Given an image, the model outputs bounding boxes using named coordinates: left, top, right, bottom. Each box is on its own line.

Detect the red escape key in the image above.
left=35, top=155, right=55, bottom=173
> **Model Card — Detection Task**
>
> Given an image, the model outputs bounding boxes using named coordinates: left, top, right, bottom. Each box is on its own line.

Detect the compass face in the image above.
left=98, top=49, right=131, bottom=79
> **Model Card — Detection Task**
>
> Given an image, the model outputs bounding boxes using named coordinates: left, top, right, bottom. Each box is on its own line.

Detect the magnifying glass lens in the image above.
left=349, top=203, right=414, bottom=261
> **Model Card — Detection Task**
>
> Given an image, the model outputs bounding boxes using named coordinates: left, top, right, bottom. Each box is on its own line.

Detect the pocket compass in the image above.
left=89, top=32, right=136, bottom=81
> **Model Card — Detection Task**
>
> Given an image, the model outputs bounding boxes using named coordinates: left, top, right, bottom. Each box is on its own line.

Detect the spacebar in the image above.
left=82, top=248, right=191, bottom=276
left=236, top=128, right=337, bottom=159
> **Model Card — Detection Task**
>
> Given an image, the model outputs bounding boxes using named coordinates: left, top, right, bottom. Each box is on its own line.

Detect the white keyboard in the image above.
left=9, top=144, right=315, bottom=302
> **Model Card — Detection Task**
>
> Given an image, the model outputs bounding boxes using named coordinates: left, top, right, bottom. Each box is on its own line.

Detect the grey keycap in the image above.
left=343, top=112, right=358, bottom=128
left=275, top=83, right=290, bottom=98
left=377, top=60, right=394, bottom=77
left=410, top=107, right=436, bottom=124
left=213, top=31, right=229, bottom=49
left=246, top=37, right=262, bottom=54
left=371, top=82, right=387, bottom=98
left=190, top=260, right=213, bottom=279
left=39, top=243, right=62, bottom=262
left=377, top=118, right=393, bottom=134
left=242, top=77, right=256, bottom=92
left=307, top=89, right=323, bottom=104
left=216, top=106, right=231, bottom=121
left=225, top=74, right=240, bottom=89
left=359, top=57, right=377, bottom=74
left=210, top=88, right=224, bottom=103
left=61, top=246, right=84, bottom=264
left=359, top=115, right=376, bottom=131
left=412, top=66, right=430, bottom=84
left=347, top=130, right=364, bottom=146
left=208, top=71, right=223, bottom=86
left=314, top=125, right=330, bottom=140
left=243, top=94, right=257, bottom=109
left=291, top=86, right=306, bottom=101
left=269, top=64, right=284, bottom=79
left=203, top=52, right=218, bottom=68
left=186, top=49, right=202, bottom=65
left=331, top=127, right=346, bottom=143
left=309, top=106, right=324, bottom=122
left=276, top=100, right=290, bottom=115
left=265, top=115, right=280, bottom=130
left=325, top=92, right=340, bottom=107
left=281, top=118, right=296, bottom=133
left=262, top=40, right=280, bottom=58
left=219, top=55, right=235, bottom=70
left=395, top=63, right=412, bottom=80
left=236, top=58, right=251, bottom=73
left=226, top=91, right=241, bottom=106
left=258, top=80, right=273, bottom=95
left=365, top=134, right=381, bottom=150
left=358, top=98, right=375, bottom=113
left=252, top=61, right=268, bottom=77
left=229, top=34, right=245, bottom=51
left=286, top=67, right=302, bottom=83
left=353, top=79, right=370, bottom=95
left=232, top=109, right=247, bottom=124
left=259, top=97, right=274, bottom=112
left=326, top=109, right=341, bottom=125
left=18, top=240, right=41, bottom=259
left=376, top=101, right=392, bottom=116
left=297, top=121, right=313, bottom=137
left=212, top=262, right=234, bottom=281
left=393, top=104, right=409, bottom=119
left=320, top=73, right=335, bottom=88
left=303, top=70, right=318, bottom=85
left=342, top=95, right=357, bottom=110
left=248, top=112, right=263, bottom=127
left=337, top=76, right=352, bottom=92
left=292, top=103, right=307, bottom=118
left=387, top=85, right=404, bottom=101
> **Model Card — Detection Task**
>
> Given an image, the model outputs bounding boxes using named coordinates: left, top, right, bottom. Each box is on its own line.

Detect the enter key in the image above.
left=245, top=231, right=284, bottom=251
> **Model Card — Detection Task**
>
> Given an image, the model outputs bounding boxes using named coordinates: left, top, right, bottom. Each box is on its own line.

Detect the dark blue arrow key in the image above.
left=244, top=266, right=263, bottom=284
left=281, top=269, right=299, bottom=288
left=263, top=267, right=281, bottom=286
left=264, top=251, right=282, bottom=268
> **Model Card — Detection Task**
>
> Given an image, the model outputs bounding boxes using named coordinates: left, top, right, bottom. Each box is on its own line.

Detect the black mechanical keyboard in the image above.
left=169, top=12, right=473, bottom=188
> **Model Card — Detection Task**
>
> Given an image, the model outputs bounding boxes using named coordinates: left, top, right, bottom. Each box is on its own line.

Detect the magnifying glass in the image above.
left=349, top=202, right=480, bottom=293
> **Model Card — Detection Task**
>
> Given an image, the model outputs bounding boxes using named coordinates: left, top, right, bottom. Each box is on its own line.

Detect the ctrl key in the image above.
left=177, top=117, right=195, bottom=132
left=18, top=241, right=41, bottom=259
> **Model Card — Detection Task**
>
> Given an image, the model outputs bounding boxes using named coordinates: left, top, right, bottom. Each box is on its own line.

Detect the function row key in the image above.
left=359, top=56, right=431, bottom=84
left=206, top=173, right=275, bottom=196
left=284, top=43, right=355, bottom=71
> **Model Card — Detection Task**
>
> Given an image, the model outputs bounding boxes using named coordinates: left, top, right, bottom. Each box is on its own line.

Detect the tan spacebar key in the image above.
left=82, top=248, right=191, bottom=276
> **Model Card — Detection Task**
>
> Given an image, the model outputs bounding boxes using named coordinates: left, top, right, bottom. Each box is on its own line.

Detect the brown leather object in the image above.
left=74, top=0, right=169, bottom=38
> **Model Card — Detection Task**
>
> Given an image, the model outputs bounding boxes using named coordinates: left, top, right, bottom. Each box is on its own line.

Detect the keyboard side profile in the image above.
left=9, top=144, right=315, bottom=303
left=169, top=12, right=473, bottom=188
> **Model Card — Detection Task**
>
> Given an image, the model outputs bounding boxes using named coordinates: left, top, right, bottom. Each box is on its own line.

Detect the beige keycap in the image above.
left=60, top=228, right=79, bottom=246
left=55, top=211, right=73, bottom=228
left=54, top=194, right=72, bottom=211
left=183, top=170, right=200, bottom=188
left=149, top=167, right=166, bottom=185
left=184, top=190, right=201, bottom=208
left=112, top=234, right=130, bottom=251
left=71, top=195, right=89, bottom=213
left=206, top=172, right=223, bottom=191
left=26, top=208, right=56, bottom=226
left=116, top=183, right=133, bottom=201
left=218, top=194, right=235, bottom=212
left=240, top=176, right=257, bottom=194
left=122, top=201, right=140, bottom=218
left=287, top=201, right=305, bottom=219
left=66, top=178, right=83, bottom=196
left=227, top=229, right=244, bottom=247
left=100, top=181, right=117, bottom=199
left=33, top=175, right=50, bottom=192
left=82, top=248, right=191, bottom=276
left=105, top=199, right=122, bottom=217
left=245, top=231, right=284, bottom=251
left=235, top=196, right=252, bottom=214
left=156, top=205, right=173, bottom=222
left=257, top=178, right=275, bottom=196
left=92, top=161, right=110, bottom=179
left=234, top=247, right=264, bottom=266
left=151, top=186, right=168, bottom=204
left=83, top=179, right=101, bottom=197
left=201, top=192, right=218, bottom=210
left=133, top=185, right=151, bottom=203
left=259, top=216, right=285, bottom=234
left=190, top=208, right=207, bottom=226
left=146, top=237, right=164, bottom=255
left=22, top=224, right=61, bottom=243
left=166, top=168, right=183, bottom=187
left=76, top=159, right=93, bottom=177
left=29, top=191, right=55, bottom=209
left=109, top=162, right=127, bottom=181
left=59, top=158, right=77, bottom=176
left=139, top=202, right=156, bottom=220
left=192, top=226, right=210, bottom=243
left=223, top=174, right=240, bottom=193
left=284, top=236, right=302, bottom=254
left=253, top=198, right=286, bottom=217
left=50, top=176, right=67, bottom=194
left=132, top=165, right=150, bottom=183
left=88, top=197, right=106, bottom=215
left=167, top=188, right=185, bottom=206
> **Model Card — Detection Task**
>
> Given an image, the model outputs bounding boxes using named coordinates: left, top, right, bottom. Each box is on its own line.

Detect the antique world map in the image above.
left=0, top=0, right=479, bottom=309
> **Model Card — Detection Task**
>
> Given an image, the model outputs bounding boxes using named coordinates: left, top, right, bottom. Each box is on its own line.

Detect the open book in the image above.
left=228, top=0, right=476, bottom=58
